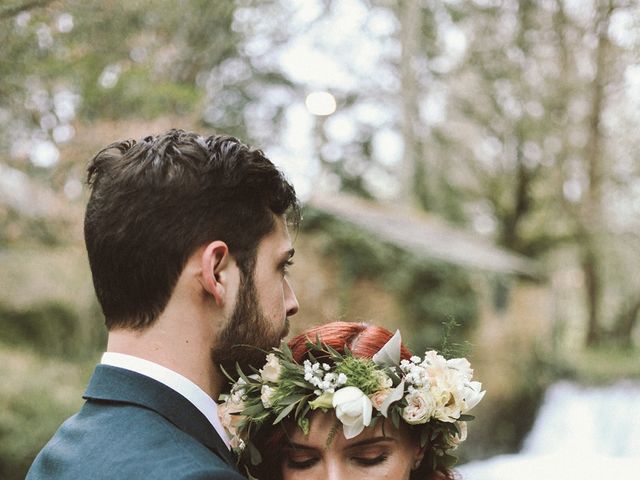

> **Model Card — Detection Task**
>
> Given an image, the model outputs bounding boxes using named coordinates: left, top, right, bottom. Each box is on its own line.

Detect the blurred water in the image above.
left=458, top=380, right=640, bottom=480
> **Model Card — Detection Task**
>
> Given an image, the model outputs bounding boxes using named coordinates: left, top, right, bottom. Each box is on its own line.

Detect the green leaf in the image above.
left=241, top=402, right=266, bottom=417
left=247, top=441, right=263, bottom=466
left=278, top=394, right=307, bottom=406
left=291, top=379, right=313, bottom=389
left=391, top=408, right=400, bottom=429
left=235, top=362, right=251, bottom=385
left=440, top=453, right=458, bottom=468
left=307, top=351, right=317, bottom=364
left=273, top=401, right=298, bottom=424
left=280, top=343, right=294, bottom=362
left=419, top=428, right=429, bottom=447
left=219, top=364, right=237, bottom=383
left=298, top=416, right=310, bottom=435
left=458, top=414, right=475, bottom=421
left=295, top=395, right=310, bottom=418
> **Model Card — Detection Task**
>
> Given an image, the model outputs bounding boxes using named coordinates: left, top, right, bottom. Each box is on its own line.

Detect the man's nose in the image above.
left=284, top=277, right=299, bottom=317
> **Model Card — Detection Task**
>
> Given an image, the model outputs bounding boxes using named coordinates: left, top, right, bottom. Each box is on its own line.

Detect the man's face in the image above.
left=212, top=216, right=299, bottom=373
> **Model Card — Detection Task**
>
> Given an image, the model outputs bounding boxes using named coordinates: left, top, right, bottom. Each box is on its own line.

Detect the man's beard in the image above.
left=211, top=271, right=289, bottom=379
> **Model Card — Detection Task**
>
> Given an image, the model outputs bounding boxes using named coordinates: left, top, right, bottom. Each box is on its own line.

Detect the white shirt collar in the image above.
left=100, top=352, right=230, bottom=450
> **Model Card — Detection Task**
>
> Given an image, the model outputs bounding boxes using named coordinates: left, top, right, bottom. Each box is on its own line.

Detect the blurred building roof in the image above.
left=307, top=193, right=541, bottom=278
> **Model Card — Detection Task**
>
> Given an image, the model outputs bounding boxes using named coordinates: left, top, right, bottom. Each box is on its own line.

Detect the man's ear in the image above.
left=200, top=241, right=231, bottom=307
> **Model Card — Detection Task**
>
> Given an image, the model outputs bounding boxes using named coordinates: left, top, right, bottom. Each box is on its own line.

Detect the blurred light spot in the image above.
left=305, top=91, right=336, bottom=116
left=473, top=212, right=497, bottom=235
left=64, top=178, right=83, bottom=200
left=40, top=113, right=57, bottom=131
left=320, top=142, right=342, bottom=163
left=523, top=141, right=542, bottom=168
left=56, top=13, right=74, bottom=33
left=54, top=89, right=79, bottom=122
left=525, top=101, right=544, bottom=118
left=36, top=23, right=53, bottom=49
left=609, top=10, right=635, bottom=49
left=367, top=7, right=397, bottom=36
left=130, top=46, right=148, bottom=63
left=372, top=129, right=403, bottom=166
left=53, top=124, right=75, bottom=143
left=30, top=140, right=60, bottom=168
left=563, top=179, right=582, bottom=203
left=15, top=12, right=30, bottom=28
left=10, top=139, right=31, bottom=159
left=420, top=90, right=448, bottom=125
left=325, top=114, right=355, bottom=143
left=98, top=64, right=122, bottom=89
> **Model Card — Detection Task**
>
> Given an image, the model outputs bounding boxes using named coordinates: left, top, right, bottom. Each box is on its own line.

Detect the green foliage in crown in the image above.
left=219, top=331, right=485, bottom=472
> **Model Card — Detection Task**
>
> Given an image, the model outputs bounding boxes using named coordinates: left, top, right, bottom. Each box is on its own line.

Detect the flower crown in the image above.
left=219, top=331, right=485, bottom=471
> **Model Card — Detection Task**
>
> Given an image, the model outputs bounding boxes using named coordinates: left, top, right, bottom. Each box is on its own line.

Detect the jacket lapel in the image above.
left=83, top=365, right=237, bottom=467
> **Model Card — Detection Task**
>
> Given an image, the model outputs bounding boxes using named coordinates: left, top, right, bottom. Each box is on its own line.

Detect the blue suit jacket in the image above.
left=26, top=365, right=245, bottom=479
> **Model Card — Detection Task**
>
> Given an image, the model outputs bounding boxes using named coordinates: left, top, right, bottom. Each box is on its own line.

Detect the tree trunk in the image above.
left=581, top=0, right=613, bottom=347
left=398, top=0, right=423, bottom=208
left=613, top=297, right=640, bottom=348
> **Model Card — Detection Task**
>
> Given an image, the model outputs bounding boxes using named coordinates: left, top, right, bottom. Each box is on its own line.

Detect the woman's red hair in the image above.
left=254, top=321, right=455, bottom=480
left=289, top=321, right=413, bottom=362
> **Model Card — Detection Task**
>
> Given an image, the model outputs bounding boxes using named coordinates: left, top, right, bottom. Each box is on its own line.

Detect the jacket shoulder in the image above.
left=27, top=402, right=243, bottom=479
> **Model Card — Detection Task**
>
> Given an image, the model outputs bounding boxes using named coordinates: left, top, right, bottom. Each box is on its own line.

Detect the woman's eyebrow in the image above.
left=346, top=437, right=396, bottom=448
left=285, top=443, right=318, bottom=451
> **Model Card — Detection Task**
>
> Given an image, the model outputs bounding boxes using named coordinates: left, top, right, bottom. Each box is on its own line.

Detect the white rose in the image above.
left=430, top=383, right=463, bottom=423
left=402, top=390, right=436, bottom=424
left=332, top=386, right=373, bottom=439
left=261, top=384, right=276, bottom=408
left=260, top=353, right=282, bottom=383
left=370, top=388, right=392, bottom=411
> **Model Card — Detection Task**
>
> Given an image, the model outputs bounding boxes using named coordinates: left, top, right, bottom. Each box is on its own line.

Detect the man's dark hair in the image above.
left=84, top=129, right=300, bottom=330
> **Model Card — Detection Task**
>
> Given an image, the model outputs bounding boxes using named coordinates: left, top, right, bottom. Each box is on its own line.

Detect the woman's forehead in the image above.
left=287, top=412, right=406, bottom=448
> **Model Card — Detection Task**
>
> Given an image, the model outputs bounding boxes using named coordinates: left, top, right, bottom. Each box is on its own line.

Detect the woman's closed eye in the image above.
left=352, top=453, right=388, bottom=467
left=285, top=453, right=319, bottom=470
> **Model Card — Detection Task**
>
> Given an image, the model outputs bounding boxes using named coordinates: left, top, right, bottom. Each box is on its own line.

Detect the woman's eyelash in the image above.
left=283, top=259, right=294, bottom=273
left=286, top=457, right=317, bottom=470
left=354, top=454, right=388, bottom=466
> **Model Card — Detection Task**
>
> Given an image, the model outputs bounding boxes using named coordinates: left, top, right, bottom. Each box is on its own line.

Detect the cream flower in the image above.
left=402, top=389, right=436, bottom=425
left=462, top=381, right=485, bottom=412
left=445, top=421, right=468, bottom=450
left=218, top=396, right=244, bottom=439
left=431, top=384, right=462, bottom=423
left=332, top=386, right=373, bottom=439
left=260, top=353, right=282, bottom=383
left=261, top=384, right=276, bottom=408
left=370, top=388, right=392, bottom=411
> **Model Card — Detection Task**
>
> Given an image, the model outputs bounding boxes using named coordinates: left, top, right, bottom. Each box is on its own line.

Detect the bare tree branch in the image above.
left=0, top=0, right=56, bottom=20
